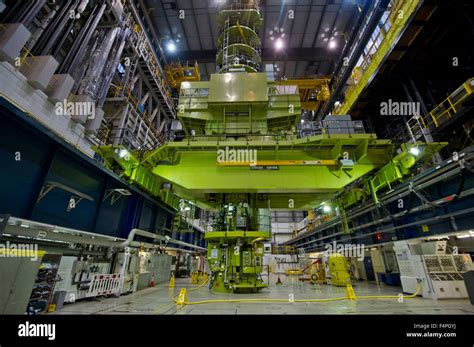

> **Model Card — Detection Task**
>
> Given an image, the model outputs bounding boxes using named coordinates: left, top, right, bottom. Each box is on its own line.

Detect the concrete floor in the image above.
left=52, top=276, right=474, bottom=315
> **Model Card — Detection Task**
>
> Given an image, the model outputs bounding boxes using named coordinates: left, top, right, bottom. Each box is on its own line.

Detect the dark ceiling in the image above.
left=141, top=0, right=360, bottom=80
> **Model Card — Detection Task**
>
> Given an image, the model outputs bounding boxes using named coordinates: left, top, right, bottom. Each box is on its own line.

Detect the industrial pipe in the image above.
left=33, top=0, right=74, bottom=55
left=78, top=26, right=120, bottom=99
left=19, top=0, right=47, bottom=27
left=0, top=216, right=206, bottom=252
left=97, top=28, right=131, bottom=108
left=60, top=2, right=107, bottom=74
left=1, top=0, right=46, bottom=27
left=123, top=228, right=207, bottom=251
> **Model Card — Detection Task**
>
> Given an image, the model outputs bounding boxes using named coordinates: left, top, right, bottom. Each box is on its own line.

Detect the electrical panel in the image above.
left=421, top=254, right=473, bottom=299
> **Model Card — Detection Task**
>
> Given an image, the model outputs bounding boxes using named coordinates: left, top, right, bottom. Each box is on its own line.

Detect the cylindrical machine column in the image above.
left=216, top=0, right=263, bottom=74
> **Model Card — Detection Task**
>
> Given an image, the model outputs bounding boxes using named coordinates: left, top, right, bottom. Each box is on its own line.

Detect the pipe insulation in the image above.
left=78, top=26, right=120, bottom=100
left=97, top=27, right=130, bottom=108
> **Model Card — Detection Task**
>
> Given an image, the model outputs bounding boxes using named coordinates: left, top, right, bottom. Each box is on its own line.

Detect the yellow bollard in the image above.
left=177, top=288, right=188, bottom=305
left=346, top=284, right=356, bottom=300
left=169, top=275, right=175, bottom=289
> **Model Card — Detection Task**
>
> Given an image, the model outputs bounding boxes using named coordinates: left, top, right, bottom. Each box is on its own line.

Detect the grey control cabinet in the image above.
left=0, top=256, right=42, bottom=314
left=463, top=271, right=474, bottom=305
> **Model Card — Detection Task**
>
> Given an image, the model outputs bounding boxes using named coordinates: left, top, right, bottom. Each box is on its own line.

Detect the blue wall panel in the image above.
left=31, top=149, right=104, bottom=231
left=0, top=100, right=181, bottom=242
left=0, top=111, right=53, bottom=217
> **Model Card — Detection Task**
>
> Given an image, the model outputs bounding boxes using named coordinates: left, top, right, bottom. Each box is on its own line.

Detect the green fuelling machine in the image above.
left=205, top=203, right=270, bottom=293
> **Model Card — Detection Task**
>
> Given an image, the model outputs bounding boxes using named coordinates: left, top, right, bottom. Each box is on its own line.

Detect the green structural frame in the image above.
left=94, top=137, right=446, bottom=211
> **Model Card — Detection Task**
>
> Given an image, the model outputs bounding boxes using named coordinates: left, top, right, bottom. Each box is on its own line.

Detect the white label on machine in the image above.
left=211, top=249, right=218, bottom=258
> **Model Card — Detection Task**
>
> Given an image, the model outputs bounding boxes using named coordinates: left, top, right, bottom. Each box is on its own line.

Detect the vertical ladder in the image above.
left=222, top=18, right=230, bottom=72
left=406, top=115, right=424, bottom=142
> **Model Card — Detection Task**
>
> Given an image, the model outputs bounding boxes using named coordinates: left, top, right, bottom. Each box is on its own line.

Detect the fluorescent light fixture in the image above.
left=456, top=234, right=472, bottom=239
left=410, top=147, right=420, bottom=156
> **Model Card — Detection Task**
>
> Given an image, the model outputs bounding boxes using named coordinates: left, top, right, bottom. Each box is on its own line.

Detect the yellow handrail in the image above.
left=336, top=0, right=422, bottom=115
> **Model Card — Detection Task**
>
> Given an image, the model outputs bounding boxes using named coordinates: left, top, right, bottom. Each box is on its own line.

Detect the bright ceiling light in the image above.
left=167, top=41, right=177, bottom=53
left=322, top=204, right=332, bottom=213
left=328, top=40, right=337, bottom=49
left=410, top=147, right=420, bottom=156
left=118, top=149, right=129, bottom=159
left=275, top=39, right=284, bottom=50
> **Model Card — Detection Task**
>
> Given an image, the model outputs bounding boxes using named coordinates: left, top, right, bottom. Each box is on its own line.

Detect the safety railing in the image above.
left=403, top=78, right=474, bottom=142
left=268, top=85, right=300, bottom=96
left=220, top=3, right=261, bottom=13
left=423, top=78, right=474, bottom=129
left=298, top=120, right=368, bottom=138
left=175, top=119, right=371, bottom=143
left=271, top=245, right=298, bottom=255
left=218, top=51, right=262, bottom=73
